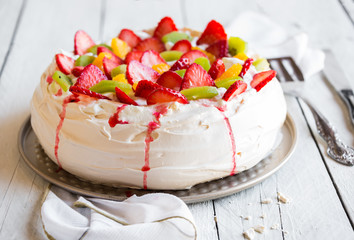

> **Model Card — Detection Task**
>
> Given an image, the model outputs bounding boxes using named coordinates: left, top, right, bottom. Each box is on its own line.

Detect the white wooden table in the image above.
left=1, top=0, right=354, bottom=239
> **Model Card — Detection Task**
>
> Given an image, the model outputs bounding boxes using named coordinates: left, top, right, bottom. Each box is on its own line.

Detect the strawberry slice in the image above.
left=156, top=71, right=183, bottom=91
left=135, top=80, right=163, bottom=98
left=250, top=70, right=277, bottom=92
left=208, top=59, right=225, bottom=80
left=170, top=58, right=191, bottom=71
left=97, top=46, right=124, bottom=65
left=115, top=87, right=138, bottom=105
left=147, top=88, right=188, bottom=105
left=118, top=29, right=141, bottom=48
left=71, top=66, right=85, bottom=77
left=239, top=58, right=254, bottom=78
left=222, top=81, right=247, bottom=101
left=134, top=37, right=166, bottom=53
left=69, top=85, right=110, bottom=100
left=74, top=64, right=108, bottom=89
left=180, top=63, right=214, bottom=90
left=196, top=20, right=227, bottom=46
left=180, top=50, right=207, bottom=63
left=126, top=60, right=160, bottom=84
left=74, top=30, right=95, bottom=55
left=103, top=57, right=122, bottom=79
left=140, top=50, right=166, bottom=68
left=171, top=39, right=192, bottom=54
left=153, top=16, right=178, bottom=39
left=55, top=54, right=74, bottom=75
left=125, top=51, right=144, bottom=64
left=205, top=39, right=228, bottom=59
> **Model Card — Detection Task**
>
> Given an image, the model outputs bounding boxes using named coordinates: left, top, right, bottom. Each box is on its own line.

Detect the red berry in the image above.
left=170, top=58, right=191, bottom=71
left=126, top=60, right=160, bottom=84
left=74, top=30, right=95, bottom=55
left=153, top=16, right=178, bottom=39
left=97, top=46, right=124, bottom=65
left=134, top=37, right=166, bottom=53
left=156, top=71, right=183, bottom=91
left=180, top=50, right=207, bottom=63
left=196, top=20, right=227, bottom=46
left=74, top=64, right=108, bottom=89
left=171, top=39, right=192, bottom=53
left=180, top=63, right=214, bottom=90
left=147, top=88, right=188, bottom=105
left=208, top=59, right=225, bottom=80
left=71, top=66, right=85, bottom=77
left=239, top=58, right=254, bottom=78
left=250, top=70, right=277, bottom=91
left=135, top=80, right=163, bottom=98
left=222, top=81, right=247, bottom=101
left=115, top=87, right=138, bottom=105
left=103, top=57, right=122, bottom=79
left=125, top=51, right=144, bottom=64
left=205, top=39, right=228, bottom=59
left=140, top=50, right=166, bottom=68
left=55, top=54, right=74, bottom=75
left=118, top=29, right=141, bottom=48
left=69, top=85, right=110, bottom=100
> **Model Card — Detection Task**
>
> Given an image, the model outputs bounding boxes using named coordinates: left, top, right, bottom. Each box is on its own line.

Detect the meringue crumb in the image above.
left=270, top=223, right=280, bottom=230
left=240, top=215, right=252, bottom=220
left=277, top=192, right=291, bottom=204
left=214, top=215, right=217, bottom=222
left=243, top=228, right=255, bottom=240
left=254, top=225, right=265, bottom=233
left=283, top=230, right=289, bottom=235
left=261, top=198, right=272, bottom=204
left=260, top=213, right=266, bottom=219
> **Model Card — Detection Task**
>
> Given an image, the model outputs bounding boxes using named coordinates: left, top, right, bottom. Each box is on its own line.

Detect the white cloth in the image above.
left=41, top=186, right=196, bottom=240
left=226, top=11, right=325, bottom=78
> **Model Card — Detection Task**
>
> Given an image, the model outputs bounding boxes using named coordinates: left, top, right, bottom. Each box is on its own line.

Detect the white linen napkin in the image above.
left=226, top=11, right=325, bottom=78
left=41, top=186, right=196, bottom=240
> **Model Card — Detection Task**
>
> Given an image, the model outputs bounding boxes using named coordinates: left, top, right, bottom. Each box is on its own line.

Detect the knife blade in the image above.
left=323, top=49, right=354, bottom=127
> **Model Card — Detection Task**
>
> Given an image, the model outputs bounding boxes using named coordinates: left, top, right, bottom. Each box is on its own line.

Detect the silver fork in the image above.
left=268, top=57, right=354, bottom=166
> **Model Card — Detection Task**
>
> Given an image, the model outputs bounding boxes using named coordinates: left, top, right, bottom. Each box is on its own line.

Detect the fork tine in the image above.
left=288, top=57, right=304, bottom=81
left=268, top=58, right=292, bottom=82
left=278, top=59, right=293, bottom=82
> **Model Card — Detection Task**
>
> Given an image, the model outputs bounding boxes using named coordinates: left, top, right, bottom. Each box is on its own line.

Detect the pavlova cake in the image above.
left=31, top=17, right=287, bottom=190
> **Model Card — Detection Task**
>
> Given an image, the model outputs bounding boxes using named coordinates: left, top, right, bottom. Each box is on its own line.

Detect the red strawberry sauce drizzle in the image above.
left=55, top=88, right=63, bottom=97
left=54, top=95, right=79, bottom=170
left=108, top=105, right=128, bottom=127
left=239, top=58, right=254, bottom=78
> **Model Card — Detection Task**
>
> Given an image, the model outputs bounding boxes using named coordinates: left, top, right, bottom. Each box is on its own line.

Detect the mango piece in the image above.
left=152, top=63, right=170, bottom=74
left=112, top=74, right=128, bottom=84
left=111, top=38, right=131, bottom=59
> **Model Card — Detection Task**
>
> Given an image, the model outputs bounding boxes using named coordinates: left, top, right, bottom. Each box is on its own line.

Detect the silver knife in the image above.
left=323, top=50, right=354, bottom=127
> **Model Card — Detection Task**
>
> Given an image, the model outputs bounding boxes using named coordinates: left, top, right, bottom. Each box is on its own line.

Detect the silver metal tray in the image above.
left=18, top=114, right=297, bottom=203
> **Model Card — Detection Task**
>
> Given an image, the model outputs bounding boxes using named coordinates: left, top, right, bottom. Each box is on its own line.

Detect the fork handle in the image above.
left=339, top=89, right=354, bottom=128
left=301, top=98, right=354, bottom=166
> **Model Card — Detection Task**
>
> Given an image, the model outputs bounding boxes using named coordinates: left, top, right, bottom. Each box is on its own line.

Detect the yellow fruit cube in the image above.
left=132, top=82, right=139, bottom=91
left=234, top=52, right=248, bottom=61
left=215, top=63, right=242, bottom=82
left=111, top=38, right=131, bottom=59
left=92, top=52, right=112, bottom=71
left=152, top=63, right=170, bottom=74
left=112, top=74, right=128, bottom=84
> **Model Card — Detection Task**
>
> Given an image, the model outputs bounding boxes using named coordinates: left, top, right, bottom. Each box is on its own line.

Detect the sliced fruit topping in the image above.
left=208, top=58, right=225, bottom=80
left=111, top=64, right=127, bottom=78
left=175, top=69, right=186, bottom=78
left=147, top=88, right=188, bottom=105
left=181, top=86, right=218, bottom=100
left=234, top=52, right=248, bottom=61
left=92, top=52, right=112, bottom=71
left=228, top=37, right=248, bottom=56
left=125, top=51, right=143, bottom=64
left=156, top=71, right=183, bottom=91
left=90, top=80, right=132, bottom=94
left=69, top=85, right=110, bottom=100
left=111, top=37, right=131, bottom=59
left=152, top=63, right=170, bottom=74
left=97, top=46, right=124, bottom=65
left=205, top=39, right=228, bottom=59
left=162, top=31, right=191, bottom=44
left=74, top=30, right=95, bottom=55
left=250, top=70, right=276, bottom=92
left=52, top=71, right=72, bottom=92
left=180, top=50, right=207, bottom=63
left=215, top=63, right=242, bottom=82
left=239, top=58, right=254, bottom=78
left=180, top=63, right=214, bottom=90
left=222, top=81, right=247, bottom=101
left=215, top=76, right=242, bottom=89
left=118, top=29, right=141, bottom=48
left=194, top=57, right=211, bottom=71
left=171, top=39, right=192, bottom=54
left=112, top=73, right=129, bottom=84
left=87, top=44, right=112, bottom=55
left=135, top=80, right=163, bottom=98
left=71, top=66, right=85, bottom=77
left=126, top=60, right=160, bottom=84
left=192, top=46, right=215, bottom=63
left=170, top=57, right=191, bottom=71
left=134, top=37, right=166, bottom=53
left=55, top=54, right=74, bottom=75
left=115, top=87, right=138, bottom=105
left=103, top=57, right=123, bottom=79
left=153, top=17, right=178, bottom=39
left=160, top=50, right=183, bottom=62
left=252, top=58, right=270, bottom=71
left=74, top=64, right=108, bottom=89
left=75, top=55, right=95, bottom=67
left=196, top=20, right=227, bottom=45
left=140, top=50, right=166, bottom=68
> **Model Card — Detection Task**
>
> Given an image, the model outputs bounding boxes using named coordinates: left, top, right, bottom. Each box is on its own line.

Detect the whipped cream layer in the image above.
left=31, top=59, right=287, bottom=190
